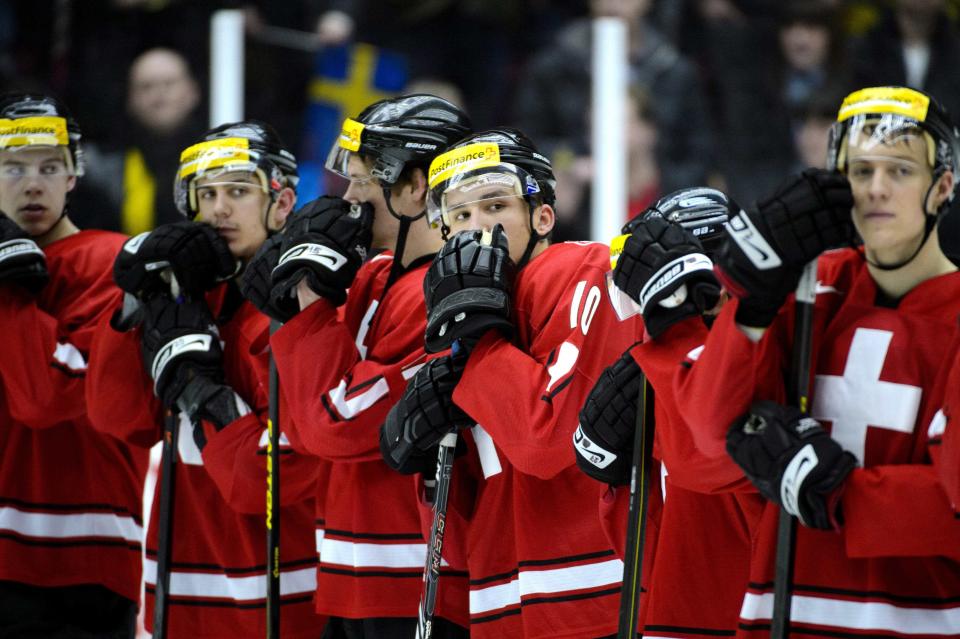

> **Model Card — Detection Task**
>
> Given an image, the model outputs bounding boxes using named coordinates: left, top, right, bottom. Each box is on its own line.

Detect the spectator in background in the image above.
left=793, top=91, right=839, bottom=171
left=552, top=86, right=661, bottom=241
left=72, top=47, right=205, bottom=234
left=243, top=1, right=358, bottom=146
left=705, top=0, right=849, bottom=206
left=848, top=0, right=960, bottom=263
left=850, top=0, right=960, bottom=118
left=514, top=0, right=714, bottom=206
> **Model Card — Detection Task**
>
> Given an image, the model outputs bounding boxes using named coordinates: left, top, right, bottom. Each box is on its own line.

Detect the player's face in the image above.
left=444, top=185, right=533, bottom=264
left=341, top=154, right=399, bottom=250
left=0, top=147, right=76, bottom=237
left=846, top=130, right=951, bottom=264
left=194, top=170, right=270, bottom=260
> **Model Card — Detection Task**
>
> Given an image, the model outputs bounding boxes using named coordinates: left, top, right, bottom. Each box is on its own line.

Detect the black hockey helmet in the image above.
left=426, top=127, right=556, bottom=267
left=175, top=119, right=299, bottom=217
left=325, top=93, right=472, bottom=187
left=0, top=92, right=84, bottom=176
left=624, top=187, right=737, bottom=256
left=428, top=127, right=555, bottom=219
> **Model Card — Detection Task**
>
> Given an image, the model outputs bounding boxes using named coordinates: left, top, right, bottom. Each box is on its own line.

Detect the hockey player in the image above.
left=382, top=128, right=643, bottom=638
left=86, top=121, right=325, bottom=638
left=676, top=86, right=960, bottom=636
left=267, top=94, right=472, bottom=638
left=0, top=93, right=148, bottom=637
left=575, top=188, right=763, bottom=637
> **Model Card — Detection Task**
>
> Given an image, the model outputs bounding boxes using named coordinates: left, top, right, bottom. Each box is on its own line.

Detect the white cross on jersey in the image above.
left=811, top=328, right=922, bottom=463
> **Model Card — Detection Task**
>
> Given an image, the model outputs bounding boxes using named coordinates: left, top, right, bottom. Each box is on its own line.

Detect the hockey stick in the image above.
left=152, top=272, right=187, bottom=639
left=266, top=318, right=282, bottom=639
left=771, top=258, right=818, bottom=639
left=415, top=430, right=458, bottom=639
left=153, top=407, right=179, bottom=639
left=616, top=374, right=654, bottom=639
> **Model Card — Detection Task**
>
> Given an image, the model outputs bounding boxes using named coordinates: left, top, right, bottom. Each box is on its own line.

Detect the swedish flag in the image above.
left=300, top=43, right=407, bottom=200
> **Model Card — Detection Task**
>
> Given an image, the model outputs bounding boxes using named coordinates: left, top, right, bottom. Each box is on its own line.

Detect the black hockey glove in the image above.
left=114, top=221, right=239, bottom=299
left=715, top=169, right=855, bottom=327
left=240, top=233, right=299, bottom=323
left=177, top=375, right=252, bottom=450
left=139, top=294, right=224, bottom=409
left=424, top=225, right=516, bottom=354
left=726, top=400, right=858, bottom=530
left=613, top=213, right=720, bottom=339
left=573, top=349, right=643, bottom=486
left=271, top=196, right=373, bottom=307
left=0, top=212, right=48, bottom=293
left=380, top=354, right=473, bottom=475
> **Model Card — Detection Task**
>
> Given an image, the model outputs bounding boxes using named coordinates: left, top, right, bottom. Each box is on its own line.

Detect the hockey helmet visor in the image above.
left=828, top=87, right=960, bottom=195
left=175, top=137, right=280, bottom=215
left=426, top=142, right=542, bottom=228
left=0, top=115, right=80, bottom=177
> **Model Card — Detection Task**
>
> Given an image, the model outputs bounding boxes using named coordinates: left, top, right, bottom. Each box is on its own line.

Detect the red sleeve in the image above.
left=271, top=292, right=427, bottom=463
left=0, top=286, right=90, bottom=428
left=669, top=300, right=794, bottom=495
left=202, top=398, right=319, bottom=513
left=932, top=342, right=960, bottom=511
left=85, top=303, right=162, bottom=448
left=454, top=263, right=640, bottom=480
left=842, top=464, right=960, bottom=561
left=201, top=307, right=320, bottom=513
left=634, top=317, right=754, bottom=493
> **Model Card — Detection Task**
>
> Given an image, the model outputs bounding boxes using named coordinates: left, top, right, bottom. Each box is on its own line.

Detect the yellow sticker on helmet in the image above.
left=609, top=233, right=629, bottom=269
left=428, top=143, right=501, bottom=190
left=337, top=118, right=364, bottom=152
left=0, top=116, right=68, bottom=148
left=178, top=137, right=251, bottom=179
left=837, top=87, right=930, bottom=123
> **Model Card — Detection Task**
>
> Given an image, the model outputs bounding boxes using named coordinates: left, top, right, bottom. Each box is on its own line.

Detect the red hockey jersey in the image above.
left=0, top=230, right=148, bottom=603
left=447, top=241, right=643, bottom=639
left=86, top=283, right=323, bottom=639
left=676, top=249, right=960, bottom=637
left=270, top=253, right=469, bottom=625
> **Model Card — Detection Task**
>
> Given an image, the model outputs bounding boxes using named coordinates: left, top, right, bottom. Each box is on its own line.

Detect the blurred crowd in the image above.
left=2, top=0, right=960, bottom=241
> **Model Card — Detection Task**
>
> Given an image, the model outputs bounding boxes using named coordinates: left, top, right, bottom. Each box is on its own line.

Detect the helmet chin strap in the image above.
left=382, top=185, right=427, bottom=290
left=517, top=199, right=546, bottom=269
left=262, top=199, right=278, bottom=237
left=864, top=171, right=944, bottom=271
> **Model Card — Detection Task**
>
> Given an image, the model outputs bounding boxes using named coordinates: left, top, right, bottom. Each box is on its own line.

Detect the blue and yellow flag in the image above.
left=299, top=43, right=407, bottom=201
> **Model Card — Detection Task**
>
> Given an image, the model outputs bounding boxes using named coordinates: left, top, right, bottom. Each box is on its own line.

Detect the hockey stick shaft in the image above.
left=153, top=408, right=179, bottom=639
left=772, top=258, right=818, bottom=639
left=266, top=319, right=282, bottom=638
left=153, top=272, right=186, bottom=639
left=617, top=374, right=653, bottom=639
left=415, top=431, right=458, bottom=639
